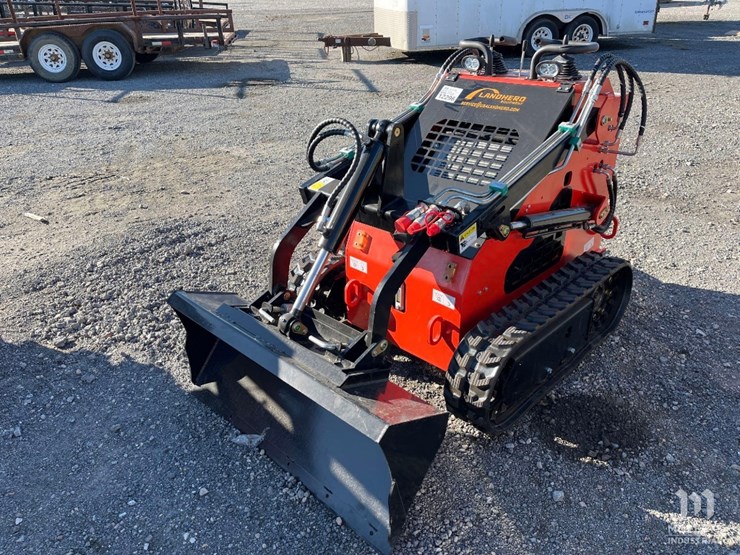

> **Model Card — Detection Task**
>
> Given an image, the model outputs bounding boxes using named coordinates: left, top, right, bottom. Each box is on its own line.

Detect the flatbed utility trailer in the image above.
left=0, top=0, right=236, bottom=82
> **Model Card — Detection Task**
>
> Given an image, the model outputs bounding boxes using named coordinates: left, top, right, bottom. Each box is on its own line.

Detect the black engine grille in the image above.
left=410, top=119, right=519, bottom=188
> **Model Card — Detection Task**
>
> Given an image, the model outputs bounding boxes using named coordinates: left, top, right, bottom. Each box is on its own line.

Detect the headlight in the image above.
left=462, top=55, right=482, bottom=73
left=536, top=61, right=560, bottom=79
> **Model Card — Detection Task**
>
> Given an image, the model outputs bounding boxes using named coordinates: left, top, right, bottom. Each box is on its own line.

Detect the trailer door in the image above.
left=479, top=0, right=512, bottom=40
left=458, top=0, right=482, bottom=40
left=617, top=0, right=658, bottom=34
left=426, top=0, right=457, bottom=46
left=420, top=0, right=506, bottom=49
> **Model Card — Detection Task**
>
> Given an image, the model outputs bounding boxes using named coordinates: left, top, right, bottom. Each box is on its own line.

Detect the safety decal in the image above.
left=458, top=223, right=478, bottom=252
left=308, top=177, right=338, bottom=191
left=349, top=256, right=368, bottom=274
left=432, top=289, right=456, bottom=310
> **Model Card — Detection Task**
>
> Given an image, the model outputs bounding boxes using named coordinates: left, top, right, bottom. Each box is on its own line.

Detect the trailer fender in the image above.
left=517, top=11, right=607, bottom=41
left=80, top=23, right=140, bottom=52
left=19, top=28, right=55, bottom=55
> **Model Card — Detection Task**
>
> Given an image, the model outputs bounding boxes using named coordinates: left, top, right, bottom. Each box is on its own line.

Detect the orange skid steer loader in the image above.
left=169, top=36, right=647, bottom=554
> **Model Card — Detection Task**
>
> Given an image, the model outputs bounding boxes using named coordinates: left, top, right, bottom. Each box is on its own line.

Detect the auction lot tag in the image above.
left=436, top=85, right=463, bottom=104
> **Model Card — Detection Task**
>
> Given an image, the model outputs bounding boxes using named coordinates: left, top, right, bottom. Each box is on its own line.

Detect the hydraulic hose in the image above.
left=613, top=60, right=647, bottom=139
left=615, top=64, right=629, bottom=123
left=592, top=167, right=618, bottom=235
left=305, top=118, right=363, bottom=234
left=597, top=58, right=648, bottom=154
left=307, top=129, right=353, bottom=172
left=569, top=53, right=614, bottom=125
left=306, top=117, right=361, bottom=173
left=410, top=45, right=485, bottom=111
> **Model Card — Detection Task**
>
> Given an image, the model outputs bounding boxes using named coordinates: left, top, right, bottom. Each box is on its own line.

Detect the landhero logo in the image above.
left=461, top=88, right=527, bottom=112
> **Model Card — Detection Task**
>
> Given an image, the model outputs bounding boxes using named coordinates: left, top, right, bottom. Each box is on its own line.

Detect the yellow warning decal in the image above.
left=458, top=223, right=478, bottom=252
left=308, top=177, right=338, bottom=191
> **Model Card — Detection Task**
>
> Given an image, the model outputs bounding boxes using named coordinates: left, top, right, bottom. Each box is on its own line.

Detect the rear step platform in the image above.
left=168, top=291, right=448, bottom=555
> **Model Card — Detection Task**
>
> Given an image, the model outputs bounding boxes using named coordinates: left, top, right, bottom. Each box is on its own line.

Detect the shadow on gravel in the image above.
left=0, top=58, right=291, bottom=98
left=2, top=265, right=737, bottom=552
left=533, top=393, right=650, bottom=459
left=603, top=21, right=740, bottom=77
left=416, top=265, right=739, bottom=470
left=528, top=266, right=739, bottom=445
left=0, top=338, right=257, bottom=554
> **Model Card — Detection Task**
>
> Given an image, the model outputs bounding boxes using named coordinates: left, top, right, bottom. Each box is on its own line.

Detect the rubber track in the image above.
left=444, top=251, right=629, bottom=433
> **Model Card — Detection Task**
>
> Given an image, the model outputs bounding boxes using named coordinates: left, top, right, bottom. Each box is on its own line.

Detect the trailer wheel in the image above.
left=565, top=15, right=600, bottom=43
left=28, top=33, right=81, bottom=83
left=135, top=52, right=159, bottom=64
left=82, top=30, right=135, bottom=80
left=523, top=18, right=559, bottom=56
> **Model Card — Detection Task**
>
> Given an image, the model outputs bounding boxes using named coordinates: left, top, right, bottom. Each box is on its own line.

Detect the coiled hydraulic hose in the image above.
left=305, top=118, right=363, bottom=235
left=306, top=117, right=361, bottom=173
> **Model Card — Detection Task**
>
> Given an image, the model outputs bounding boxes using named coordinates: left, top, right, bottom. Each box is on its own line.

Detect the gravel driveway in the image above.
left=1, top=1, right=738, bottom=554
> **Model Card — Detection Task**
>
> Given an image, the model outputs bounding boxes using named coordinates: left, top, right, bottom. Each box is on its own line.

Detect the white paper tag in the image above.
left=583, top=237, right=595, bottom=253
left=435, top=85, right=463, bottom=104
left=432, top=289, right=456, bottom=310
left=349, top=256, right=368, bottom=274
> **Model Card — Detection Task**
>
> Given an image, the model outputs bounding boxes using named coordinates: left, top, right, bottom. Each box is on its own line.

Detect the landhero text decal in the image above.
left=460, top=88, right=528, bottom=112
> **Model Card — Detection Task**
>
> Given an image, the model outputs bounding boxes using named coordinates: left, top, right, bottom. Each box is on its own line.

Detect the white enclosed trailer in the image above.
left=373, top=0, right=659, bottom=54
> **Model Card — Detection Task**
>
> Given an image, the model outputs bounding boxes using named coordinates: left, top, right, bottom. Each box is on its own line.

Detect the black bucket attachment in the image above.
left=168, top=291, right=448, bottom=554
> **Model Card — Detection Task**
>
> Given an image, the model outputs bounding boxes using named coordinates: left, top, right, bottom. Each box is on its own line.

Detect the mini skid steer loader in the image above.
left=169, top=37, right=647, bottom=554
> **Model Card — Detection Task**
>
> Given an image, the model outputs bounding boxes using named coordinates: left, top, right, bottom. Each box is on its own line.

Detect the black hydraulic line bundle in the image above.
left=587, top=53, right=648, bottom=235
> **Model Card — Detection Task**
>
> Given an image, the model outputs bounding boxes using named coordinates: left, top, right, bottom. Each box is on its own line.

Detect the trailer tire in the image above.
left=28, top=33, right=81, bottom=83
left=135, top=52, right=159, bottom=64
left=565, top=15, right=600, bottom=43
left=523, top=18, right=559, bottom=56
left=82, top=30, right=135, bottom=80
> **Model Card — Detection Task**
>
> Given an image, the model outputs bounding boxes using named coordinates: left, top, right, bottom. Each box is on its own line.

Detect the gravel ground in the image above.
left=1, top=1, right=739, bottom=554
